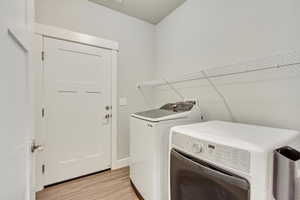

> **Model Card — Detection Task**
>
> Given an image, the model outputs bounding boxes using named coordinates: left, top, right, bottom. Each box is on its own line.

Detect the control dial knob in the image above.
left=192, top=143, right=203, bottom=153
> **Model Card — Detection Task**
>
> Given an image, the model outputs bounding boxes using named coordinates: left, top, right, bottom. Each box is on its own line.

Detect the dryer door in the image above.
left=170, top=149, right=250, bottom=200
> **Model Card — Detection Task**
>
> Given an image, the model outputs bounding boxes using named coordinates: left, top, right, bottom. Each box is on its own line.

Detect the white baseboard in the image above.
left=37, top=157, right=131, bottom=192
left=112, top=157, right=130, bottom=170
left=35, top=185, right=44, bottom=192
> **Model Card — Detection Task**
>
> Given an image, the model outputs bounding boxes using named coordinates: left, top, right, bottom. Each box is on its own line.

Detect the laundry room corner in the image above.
left=2, top=0, right=300, bottom=199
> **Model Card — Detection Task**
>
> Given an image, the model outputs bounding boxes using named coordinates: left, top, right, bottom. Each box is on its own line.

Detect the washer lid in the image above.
left=131, top=109, right=191, bottom=122
left=131, top=101, right=196, bottom=122
left=171, top=121, right=300, bottom=152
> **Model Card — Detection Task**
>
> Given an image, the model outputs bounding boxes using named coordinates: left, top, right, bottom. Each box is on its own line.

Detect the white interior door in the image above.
left=43, top=37, right=112, bottom=185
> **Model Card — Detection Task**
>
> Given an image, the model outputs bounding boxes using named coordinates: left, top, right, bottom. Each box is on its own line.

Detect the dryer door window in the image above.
left=170, top=149, right=250, bottom=200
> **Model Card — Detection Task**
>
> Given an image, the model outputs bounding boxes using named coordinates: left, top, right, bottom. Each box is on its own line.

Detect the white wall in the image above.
left=155, top=0, right=300, bottom=131
left=35, top=0, right=156, bottom=160
left=35, top=0, right=300, bottom=160
left=0, top=0, right=34, bottom=199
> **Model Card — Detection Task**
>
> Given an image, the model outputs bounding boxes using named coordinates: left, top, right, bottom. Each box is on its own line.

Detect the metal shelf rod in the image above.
left=137, top=61, right=300, bottom=88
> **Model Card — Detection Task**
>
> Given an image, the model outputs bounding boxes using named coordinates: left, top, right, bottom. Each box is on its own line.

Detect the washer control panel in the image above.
left=172, top=132, right=251, bottom=173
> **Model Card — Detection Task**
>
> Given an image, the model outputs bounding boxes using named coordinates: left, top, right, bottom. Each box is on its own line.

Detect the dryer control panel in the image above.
left=172, top=132, right=251, bottom=174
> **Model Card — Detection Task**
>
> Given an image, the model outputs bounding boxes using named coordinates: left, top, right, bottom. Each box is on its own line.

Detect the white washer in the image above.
left=169, top=121, right=300, bottom=200
left=130, top=102, right=204, bottom=200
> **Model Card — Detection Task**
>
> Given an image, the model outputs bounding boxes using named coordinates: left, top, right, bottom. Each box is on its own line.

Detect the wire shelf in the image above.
left=137, top=50, right=300, bottom=88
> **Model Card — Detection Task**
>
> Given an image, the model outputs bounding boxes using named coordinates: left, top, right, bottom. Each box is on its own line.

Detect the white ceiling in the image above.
left=89, top=0, right=187, bottom=25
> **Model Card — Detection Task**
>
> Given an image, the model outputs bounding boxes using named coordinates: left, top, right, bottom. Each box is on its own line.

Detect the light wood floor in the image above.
left=37, top=167, right=139, bottom=200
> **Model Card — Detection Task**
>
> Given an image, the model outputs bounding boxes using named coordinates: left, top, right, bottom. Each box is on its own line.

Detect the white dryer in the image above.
left=169, top=121, right=300, bottom=200
left=130, top=101, right=204, bottom=200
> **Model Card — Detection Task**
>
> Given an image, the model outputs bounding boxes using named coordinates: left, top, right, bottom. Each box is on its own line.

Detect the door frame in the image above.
left=5, top=0, right=35, bottom=199
left=32, top=23, right=120, bottom=191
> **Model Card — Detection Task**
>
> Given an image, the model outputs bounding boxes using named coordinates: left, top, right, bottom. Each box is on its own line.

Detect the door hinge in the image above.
left=42, top=108, right=45, bottom=118
left=42, top=164, right=45, bottom=174
left=41, top=51, right=45, bottom=61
